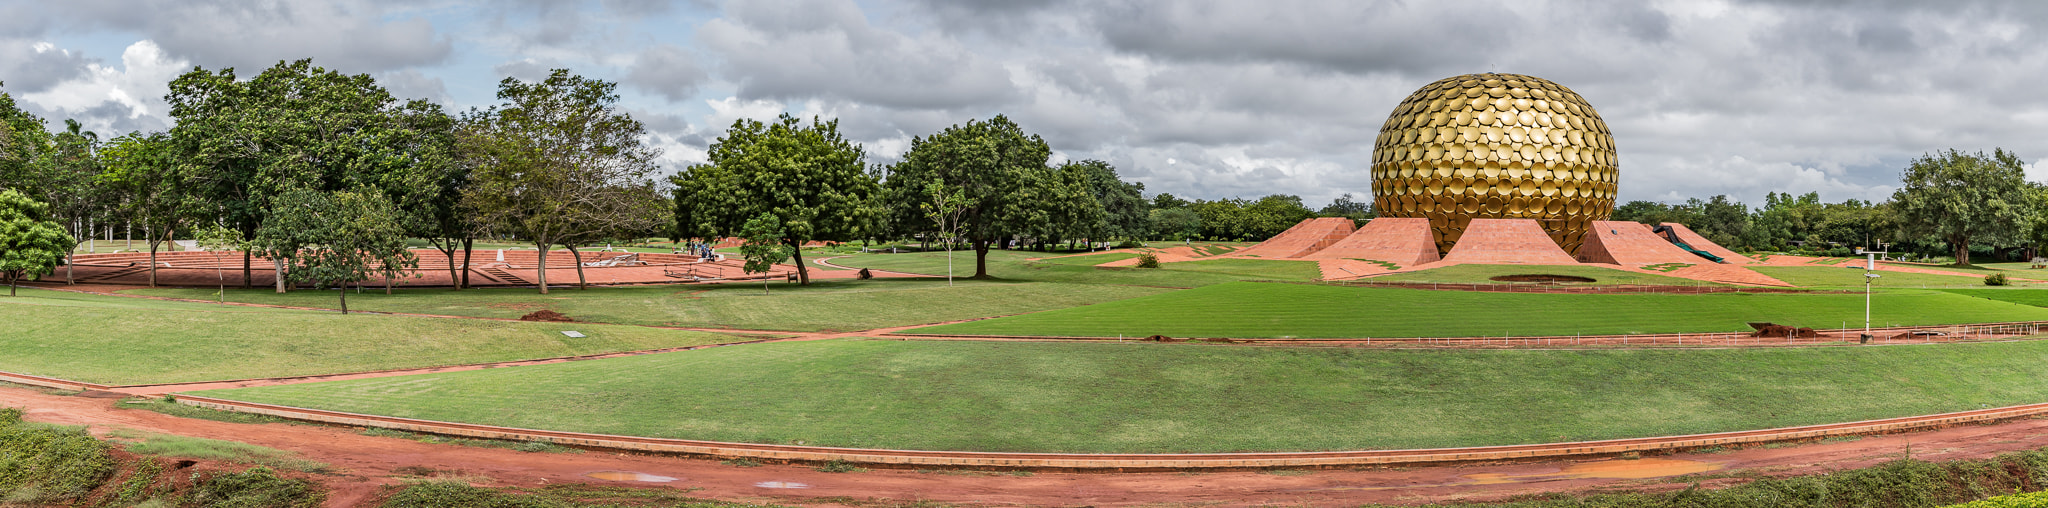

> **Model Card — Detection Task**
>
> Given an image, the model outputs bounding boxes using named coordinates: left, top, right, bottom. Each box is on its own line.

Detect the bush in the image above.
left=187, top=466, right=325, bottom=508
left=1135, top=253, right=1160, bottom=268
left=0, top=407, right=115, bottom=504
left=1825, top=246, right=1855, bottom=257
left=1987, top=273, right=2011, bottom=286
left=1946, top=490, right=2048, bottom=507
left=1115, top=240, right=1144, bottom=249
left=814, top=459, right=866, bottom=473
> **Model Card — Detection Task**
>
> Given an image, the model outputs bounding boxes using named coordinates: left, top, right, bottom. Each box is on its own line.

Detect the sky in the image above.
left=6, top=0, right=2048, bottom=208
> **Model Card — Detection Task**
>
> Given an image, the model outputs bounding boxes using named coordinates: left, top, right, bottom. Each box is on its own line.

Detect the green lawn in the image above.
left=910, top=282, right=2048, bottom=338
left=1753, top=266, right=1994, bottom=288
left=192, top=338, right=2048, bottom=453
left=125, top=280, right=1170, bottom=332
left=1366, top=264, right=1724, bottom=286
left=1, top=287, right=749, bottom=385
left=1940, top=289, right=2048, bottom=309
left=832, top=249, right=1317, bottom=287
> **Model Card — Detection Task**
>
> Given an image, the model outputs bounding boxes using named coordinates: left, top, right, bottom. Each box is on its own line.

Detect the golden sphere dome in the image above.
left=1369, top=73, right=1617, bottom=255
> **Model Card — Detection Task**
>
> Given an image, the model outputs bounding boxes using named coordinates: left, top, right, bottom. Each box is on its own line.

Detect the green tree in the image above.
left=737, top=213, right=790, bottom=295
left=672, top=114, right=878, bottom=284
left=0, top=81, right=53, bottom=195
left=98, top=132, right=200, bottom=287
left=1065, top=160, right=1149, bottom=241
left=1027, top=162, right=1105, bottom=250
left=462, top=70, right=668, bottom=294
left=1318, top=193, right=1375, bottom=224
left=1892, top=149, right=2035, bottom=266
left=921, top=181, right=969, bottom=285
left=0, top=189, right=73, bottom=296
left=192, top=223, right=247, bottom=303
left=882, top=115, right=1051, bottom=278
left=259, top=188, right=415, bottom=313
left=168, top=60, right=454, bottom=292
left=1151, top=193, right=1191, bottom=210
left=1149, top=207, right=1202, bottom=241
left=43, top=119, right=107, bottom=283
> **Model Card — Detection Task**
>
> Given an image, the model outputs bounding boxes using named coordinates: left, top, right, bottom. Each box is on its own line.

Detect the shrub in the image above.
left=814, top=459, right=866, bottom=473
left=1115, top=240, right=1144, bottom=249
left=0, top=407, right=115, bottom=504
left=1987, top=273, right=2011, bottom=286
left=187, top=466, right=325, bottom=508
left=1135, top=253, right=1160, bottom=269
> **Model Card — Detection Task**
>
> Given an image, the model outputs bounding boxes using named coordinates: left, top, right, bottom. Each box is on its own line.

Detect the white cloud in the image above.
left=20, top=40, right=186, bottom=135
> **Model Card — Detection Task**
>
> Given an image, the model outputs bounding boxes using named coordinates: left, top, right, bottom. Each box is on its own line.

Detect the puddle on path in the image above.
left=1464, top=458, right=1723, bottom=485
left=585, top=471, right=678, bottom=482
left=754, top=481, right=809, bottom=489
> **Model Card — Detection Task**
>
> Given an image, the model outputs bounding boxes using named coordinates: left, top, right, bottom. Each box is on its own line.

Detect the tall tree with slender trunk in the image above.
left=462, top=70, right=667, bottom=294
left=882, top=115, right=1051, bottom=278
left=98, top=132, right=198, bottom=287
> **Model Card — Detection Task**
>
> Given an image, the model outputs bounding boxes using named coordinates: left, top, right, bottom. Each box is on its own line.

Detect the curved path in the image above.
left=7, top=385, right=2048, bottom=507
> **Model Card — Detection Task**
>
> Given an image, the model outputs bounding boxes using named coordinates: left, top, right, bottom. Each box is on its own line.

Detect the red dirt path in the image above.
left=9, top=385, right=2048, bottom=507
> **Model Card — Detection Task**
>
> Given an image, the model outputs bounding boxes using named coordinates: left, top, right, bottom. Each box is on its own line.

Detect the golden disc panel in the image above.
left=1370, top=73, right=1618, bottom=254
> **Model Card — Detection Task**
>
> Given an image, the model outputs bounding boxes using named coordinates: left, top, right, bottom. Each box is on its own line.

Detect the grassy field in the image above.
left=1366, top=264, right=1723, bottom=286
left=126, top=280, right=1169, bottom=332
left=910, top=282, right=2048, bottom=338
left=1, top=287, right=749, bottom=384
left=1753, top=266, right=1995, bottom=288
left=831, top=249, right=1318, bottom=287
left=1941, top=289, right=2048, bottom=308
left=193, top=338, right=2048, bottom=453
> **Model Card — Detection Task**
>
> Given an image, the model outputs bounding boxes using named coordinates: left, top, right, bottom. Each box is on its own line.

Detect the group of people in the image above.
left=676, top=241, right=722, bottom=261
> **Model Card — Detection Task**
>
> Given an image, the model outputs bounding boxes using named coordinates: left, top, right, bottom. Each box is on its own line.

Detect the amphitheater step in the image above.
left=80, top=264, right=152, bottom=282
left=480, top=267, right=529, bottom=285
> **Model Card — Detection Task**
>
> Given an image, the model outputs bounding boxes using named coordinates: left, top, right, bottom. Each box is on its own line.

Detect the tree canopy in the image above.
left=673, top=114, right=878, bottom=284
left=0, top=189, right=73, bottom=296
left=882, top=115, right=1052, bottom=278
left=1892, top=149, right=2035, bottom=265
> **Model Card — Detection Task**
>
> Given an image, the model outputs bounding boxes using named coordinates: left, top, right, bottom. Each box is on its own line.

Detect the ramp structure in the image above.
left=1576, top=221, right=1708, bottom=265
left=1232, top=217, right=1356, bottom=259
left=1441, top=219, right=1578, bottom=265
left=1303, top=217, right=1440, bottom=267
left=1658, top=223, right=1759, bottom=264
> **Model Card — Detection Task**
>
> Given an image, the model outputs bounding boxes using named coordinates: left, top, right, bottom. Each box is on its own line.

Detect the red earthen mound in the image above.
left=519, top=310, right=575, bottom=322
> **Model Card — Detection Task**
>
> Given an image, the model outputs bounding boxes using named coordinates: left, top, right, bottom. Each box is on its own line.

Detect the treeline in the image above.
left=1616, top=149, right=2043, bottom=265
left=0, top=61, right=1375, bottom=296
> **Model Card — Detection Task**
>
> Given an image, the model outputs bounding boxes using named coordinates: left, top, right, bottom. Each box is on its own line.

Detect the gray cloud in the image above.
left=377, top=69, right=451, bottom=104
left=40, top=0, right=452, bottom=74
left=697, top=0, right=1019, bottom=110
left=0, top=41, right=93, bottom=94
left=625, top=44, right=707, bottom=103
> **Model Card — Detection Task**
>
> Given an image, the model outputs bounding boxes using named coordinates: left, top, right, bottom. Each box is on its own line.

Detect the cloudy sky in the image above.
left=6, top=0, right=2048, bottom=207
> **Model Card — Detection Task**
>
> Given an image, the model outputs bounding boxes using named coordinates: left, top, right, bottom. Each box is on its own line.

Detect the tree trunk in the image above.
left=788, top=240, right=810, bottom=285
left=242, top=249, right=252, bottom=289
left=974, top=240, right=991, bottom=279
left=568, top=245, right=588, bottom=290
left=460, top=238, right=473, bottom=290
left=338, top=280, right=348, bottom=314
left=7, top=271, right=15, bottom=296
left=275, top=258, right=288, bottom=293
left=147, top=242, right=158, bottom=288
left=444, top=246, right=460, bottom=291
left=1953, top=238, right=1971, bottom=266
left=535, top=245, right=551, bottom=294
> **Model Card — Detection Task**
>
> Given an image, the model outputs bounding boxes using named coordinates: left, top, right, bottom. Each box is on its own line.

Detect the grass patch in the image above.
left=1368, top=264, right=1724, bottom=286
left=105, top=428, right=329, bottom=472
left=379, top=481, right=751, bottom=508
left=115, top=397, right=299, bottom=426
left=914, top=282, right=2048, bottom=338
left=1372, top=448, right=2048, bottom=507
left=193, top=338, right=2048, bottom=453
left=1031, top=252, right=1140, bottom=266
left=831, top=248, right=1312, bottom=287
left=0, top=407, right=114, bottom=504
left=125, top=280, right=1167, bottom=333
left=1755, top=266, right=1993, bottom=288
left=358, top=427, right=581, bottom=453
left=0, top=295, right=747, bottom=384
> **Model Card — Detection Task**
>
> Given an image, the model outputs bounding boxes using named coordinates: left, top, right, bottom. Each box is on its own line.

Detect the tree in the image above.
left=1149, top=207, right=1202, bottom=241
left=737, top=213, right=791, bottom=295
left=19, top=119, right=106, bottom=284
left=882, top=115, right=1051, bottom=278
left=192, top=223, right=247, bottom=303
left=1151, top=193, right=1191, bottom=210
left=921, top=181, right=969, bottom=285
left=1065, top=160, right=1149, bottom=242
left=98, top=132, right=199, bottom=287
left=0, top=81, right=53, bottom=195
left=259, top=188, right=415, bottom=313
left=1318, top=193, right=1375, bottom=224
left=1892, top=149, right=2035, bottom=266
left=168, top=60, right=455, bottom=292
left=463, top=70, right=668, bottom=294
left=0, top=189, right=73, bottom=296
left=672, top=114, right=878, bottom=284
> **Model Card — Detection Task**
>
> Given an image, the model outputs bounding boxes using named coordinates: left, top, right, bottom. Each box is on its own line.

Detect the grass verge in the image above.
left=1367, top=264, right=1727, bottom=286
left=831, top=248, right=1316, bottom=287
left=105, top=428, right=329, bottom=472
left=1754, top=266, right=1992, bottom=288
left=378, top=481, right=762, bottom=508
left=1, top=290, right=748, bottom=385
left=124, top=280, right=1168, bottom=333
left=194, top=338, right=2048, bottom=453
left=913, top=282, right=2048, bottom=338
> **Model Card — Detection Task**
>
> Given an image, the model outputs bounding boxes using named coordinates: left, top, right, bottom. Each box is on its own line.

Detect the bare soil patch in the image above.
left=518, top=309, right=575, bottom=322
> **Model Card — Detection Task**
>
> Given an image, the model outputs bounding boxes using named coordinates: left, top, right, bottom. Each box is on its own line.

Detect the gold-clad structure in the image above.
left=1369, top=73, right=1618, bottom=254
